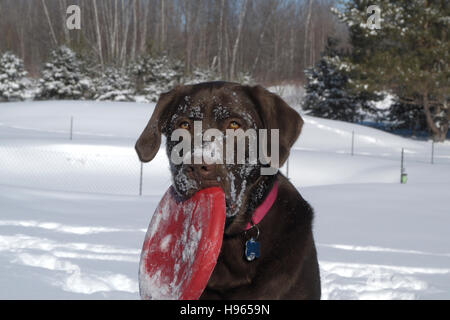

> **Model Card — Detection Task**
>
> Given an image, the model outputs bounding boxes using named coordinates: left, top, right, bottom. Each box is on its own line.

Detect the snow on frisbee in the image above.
left=139, top=186, right=225, bottom=300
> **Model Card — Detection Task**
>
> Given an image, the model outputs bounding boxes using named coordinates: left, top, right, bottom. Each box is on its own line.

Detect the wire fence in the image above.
left=346, top=130, right=450, bottom=165
left=1, top=124, right=450, bottom=196
left=293, top=129, right=450, bottom=165
left=0, top=142, right=173, bottom=196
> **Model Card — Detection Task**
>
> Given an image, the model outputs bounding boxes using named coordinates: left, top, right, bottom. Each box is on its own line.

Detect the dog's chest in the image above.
left=206, top=236, right=258, bottom=290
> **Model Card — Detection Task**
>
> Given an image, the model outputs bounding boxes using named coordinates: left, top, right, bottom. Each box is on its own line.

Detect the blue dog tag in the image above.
left=245, top=238, right=260, bottom=261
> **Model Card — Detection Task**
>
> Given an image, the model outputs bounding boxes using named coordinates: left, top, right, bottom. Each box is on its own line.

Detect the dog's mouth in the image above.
left=198, top=178, right=222, bottom=189
left=172, top=166, right=223, bottom=199
left=172, top=163, right=259, bottom=218
left=172, top=167, right=239, bottom=216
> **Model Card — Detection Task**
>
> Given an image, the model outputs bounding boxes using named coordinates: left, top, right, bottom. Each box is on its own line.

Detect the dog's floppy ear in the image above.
left=246, top=85, right=304, bottom=167
left=135, top=87, right=181, bottom=163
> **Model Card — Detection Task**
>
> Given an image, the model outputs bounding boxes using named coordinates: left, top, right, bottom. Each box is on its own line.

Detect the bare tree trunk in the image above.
left=140, top=0, right=149, bottom=54
left=290, top=24, right=295, bottom=79
left=184, top=2, right=191, bottom=73
left=19, top=24, right=25, bottom=60
left=304, top=0, right=313, bottom=68
left=217, top=0, right=226, bottom=77
left=92, top=0, right=104, bottom=67
left=120, top=0, right=131, bottom=66
left=41, top=0, right=58, bottom=47
left=445, top=100, right=450, bottom=141
left=131, top=0, right=138, bottom=60
left=60, top=0, right=70, bottom=45
left=230, top=0, right=249, bottom=81
left=184, top=1, right=199, bottom=74
left=423, top=94, right=449, bottom=142
left=224, top=17, right=230, bottom=80
left=251, top=1, right=276, bottom=75
left=161, top=0, right=166, bottom=52
left=76, top=0, right=82, bottom=47
left=273, top=21, right=279, bottom=77
left=111, top=0, right=119, bottom=61
left=100, top=1, right=112, bottom=62
left=310, top=17, right=315, bottom=66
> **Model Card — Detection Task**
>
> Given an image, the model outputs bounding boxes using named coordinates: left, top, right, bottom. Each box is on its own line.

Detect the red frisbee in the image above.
left=139, top=186, right=225, bottom=300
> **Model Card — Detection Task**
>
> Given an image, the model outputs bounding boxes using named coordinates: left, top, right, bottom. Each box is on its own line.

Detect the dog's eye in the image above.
left=179, top=121, right=190, bottom=130
left=228, top=121, right=240, bottom=130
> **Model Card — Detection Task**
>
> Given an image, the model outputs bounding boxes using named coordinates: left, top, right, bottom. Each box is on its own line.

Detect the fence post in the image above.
left=431, top=141, right=434, bottom=164
left=70, top=116, right=74, bottom=140
left=139, top=162, right=144, bottom=196
left=351, top=131, right=355, bottom=156
left=286, top=157, right=289, bottom=178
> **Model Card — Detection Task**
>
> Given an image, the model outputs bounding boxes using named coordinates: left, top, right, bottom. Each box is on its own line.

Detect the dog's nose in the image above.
left=188, top=164, right=217, bottom=180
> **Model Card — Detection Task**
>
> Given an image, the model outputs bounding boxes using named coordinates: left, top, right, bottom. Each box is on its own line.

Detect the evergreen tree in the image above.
left=234, top=71, right=255, bottom=85
left=183, top=68, right=218, bottom=85
left=0, top=52, right=28, bottom=101
left=130, top=55, right=183, bottom=102
left=333, top=0, right=450, bottom=141
left=302, top=37, right=377, bottom=122
left=37, top=46, right=90, bottom=100
left=94, top=67, right=135, bottom=102
left=387, top=99, right=428, bottom=136
left=181, top=67, right=249, bottom=86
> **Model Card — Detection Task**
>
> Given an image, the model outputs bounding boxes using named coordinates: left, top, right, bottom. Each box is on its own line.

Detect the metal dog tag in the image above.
left=245, top=238, right=260, bottom=261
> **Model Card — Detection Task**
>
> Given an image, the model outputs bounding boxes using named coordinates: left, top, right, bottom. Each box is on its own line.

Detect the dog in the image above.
left=135, top=81, right=321, bottom=299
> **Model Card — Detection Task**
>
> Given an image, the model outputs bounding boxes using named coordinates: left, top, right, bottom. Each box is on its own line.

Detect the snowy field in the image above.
left=1, top=101, right=450, bottom=299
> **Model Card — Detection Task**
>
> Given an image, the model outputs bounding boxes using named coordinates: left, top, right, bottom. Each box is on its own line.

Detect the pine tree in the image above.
left=302, top=37, right=375, bottom=122
left=387, top=99, right=428, bottom=136
left=234, top=71, right=255, bottom=85
left=130, top=55, right=183, bottom=102
left=0, top=52, right=28, bottom=101
left=94, top=67, right=135, bottom=102
left=37, top=46, right=90, bottom=100
left=183, top=68, right=218, bottom=85
left=333, top=0, right=450, bottom=141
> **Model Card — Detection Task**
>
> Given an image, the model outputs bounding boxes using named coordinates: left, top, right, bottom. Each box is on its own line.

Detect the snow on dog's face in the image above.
left=165, top=84, right=263, bottom=218
left=136, top=82, right=303, bottom=219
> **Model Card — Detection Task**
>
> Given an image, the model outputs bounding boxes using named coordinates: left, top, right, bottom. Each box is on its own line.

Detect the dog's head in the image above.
left=136, top=82, right=303, bottom=223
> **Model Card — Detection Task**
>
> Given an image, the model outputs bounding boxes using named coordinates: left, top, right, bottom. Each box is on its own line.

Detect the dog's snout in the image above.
left=188, top=164, right=217, bottom=180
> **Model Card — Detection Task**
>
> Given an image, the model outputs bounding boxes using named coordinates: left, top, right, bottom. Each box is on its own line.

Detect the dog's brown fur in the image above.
left=136, top=81, right=321, bottom=299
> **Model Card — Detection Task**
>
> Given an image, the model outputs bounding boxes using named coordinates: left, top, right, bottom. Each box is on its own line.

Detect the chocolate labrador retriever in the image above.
left=136, top=81, right=321, bottom=299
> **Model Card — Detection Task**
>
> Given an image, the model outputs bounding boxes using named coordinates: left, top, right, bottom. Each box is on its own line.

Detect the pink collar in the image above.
left=245, top=181, right=278, bottom=231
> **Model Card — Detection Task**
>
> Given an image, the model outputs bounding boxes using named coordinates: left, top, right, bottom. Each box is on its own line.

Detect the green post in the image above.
left=401, top=148, right=407, bottom=184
